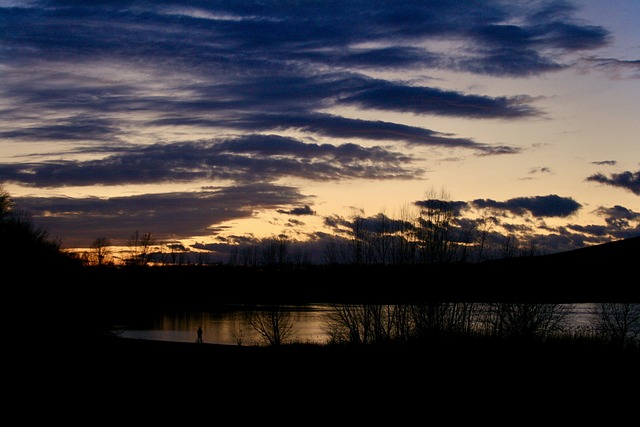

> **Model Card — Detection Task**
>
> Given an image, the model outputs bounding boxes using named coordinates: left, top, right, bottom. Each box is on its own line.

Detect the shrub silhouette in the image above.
left=0, top=184, right=78, bottom=268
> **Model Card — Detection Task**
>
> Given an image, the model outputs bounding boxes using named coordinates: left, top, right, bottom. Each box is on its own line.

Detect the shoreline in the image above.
left=43, top=334, right=638, bottom=395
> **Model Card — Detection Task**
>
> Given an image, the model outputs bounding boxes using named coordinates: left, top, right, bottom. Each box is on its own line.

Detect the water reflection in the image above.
left=116, top=303, right=596, bottom=346
left=117, top=304, right=333, bottom=345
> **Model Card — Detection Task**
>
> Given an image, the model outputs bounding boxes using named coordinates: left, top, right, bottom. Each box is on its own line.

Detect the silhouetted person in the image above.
left=197, top=326, right=203, bottom=343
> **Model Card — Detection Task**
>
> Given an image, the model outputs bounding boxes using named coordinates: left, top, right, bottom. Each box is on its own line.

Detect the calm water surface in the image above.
left=116, top=304, right=333, bottom=345
left=115, top=303, right=598, bottom=346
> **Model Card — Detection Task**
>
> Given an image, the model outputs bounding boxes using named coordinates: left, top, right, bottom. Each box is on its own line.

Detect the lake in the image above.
left=114, top=303, right=597, bottom=346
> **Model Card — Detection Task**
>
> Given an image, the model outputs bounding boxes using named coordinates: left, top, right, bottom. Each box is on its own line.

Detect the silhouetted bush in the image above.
left=0, top=185, right=80, bottom=269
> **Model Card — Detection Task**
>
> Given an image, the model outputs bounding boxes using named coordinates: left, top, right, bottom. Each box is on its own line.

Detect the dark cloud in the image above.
left=458, top=47, right=565, bottom=77
left=586, top=170, right=640, bottom=195
left=336, top=81, right=538, bottom=118
left=471, top=194, right=582, bottom=218
left=0, top=0, right=626, bottom=255
left=565, top=223, right=611, bottom=237
left=567, top=222, right=640, bottom=241
left=579, top=57, right=640, bottom=79
left=524, top=228, right=609, bottom=254
left=414, top=200, right=469, bottom=217
left=13, top=183, right=309, bottom=247
left=357, top=213, right=414, bottom=234
left=594, top=205, right=640, bottom=229
left=327, top=46, right=439, bottom=69
left=456, top=3, right=609, bottom=76
left=323, top=214, right=349, bottom=231
left=277, top=205, right=316, bottom=216
left=285, top=219, right=305, bottom=227
left=221, top=113, right=505, bottom=152
left=0, top=135, right=420, bottom=187
left=0, top=1, right=608, bottom=142
left=529, top=167, right=552, bottom=174
left=0, top=116, right=121, bottom=142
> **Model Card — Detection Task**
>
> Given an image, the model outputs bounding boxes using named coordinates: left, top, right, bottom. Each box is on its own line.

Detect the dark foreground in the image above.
left=22, top=334, right=637, bottom=420
left=81, top=334, right=639, bottom=384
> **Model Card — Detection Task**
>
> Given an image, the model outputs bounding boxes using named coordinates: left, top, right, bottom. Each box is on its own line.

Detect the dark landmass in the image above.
left=16, top=236, right=640, bottom=388
left=67, top=330, right=638, bottom=399
left=20, top=236, right=638, bottom=343
left=48, top=235, right=639, bottom=316
left=5, top=193, right=638, bottom=407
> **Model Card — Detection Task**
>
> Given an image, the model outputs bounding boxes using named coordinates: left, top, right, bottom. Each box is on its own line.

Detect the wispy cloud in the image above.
left=0, top=135, right=421, bottom=187
left=1, top=0, right=635, bottom=257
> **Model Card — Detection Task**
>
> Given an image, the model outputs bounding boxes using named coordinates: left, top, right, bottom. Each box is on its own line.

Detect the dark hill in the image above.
left=478, top=235, right=639, bottom=302
left=26, top=236, right=640, bottom=328
left=543, top=235, right=640, bottom=262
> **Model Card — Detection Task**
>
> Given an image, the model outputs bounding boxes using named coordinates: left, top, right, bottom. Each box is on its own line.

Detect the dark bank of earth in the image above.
left=79, top=334, right=638, bottom=392
left=71, top=236, right=640, bottom=310
left=27, top=236, right=640, bottom=319
left=20, top=236, right=640, bottom=394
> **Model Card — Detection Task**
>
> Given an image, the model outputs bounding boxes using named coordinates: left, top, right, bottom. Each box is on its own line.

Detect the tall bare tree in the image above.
left=411, top=302, right=478, bottom=340
left=125, top=230, right=155, bottom=266
left=393, top=203, right=417, bottom=265
left=0, top=184, right=13, bottom=221
left=247, top=304, right=295, bottom=346
left=593, top=303, right=640, bottom=349
left=370, top=211, right=392, bottom=265
left=474, top=214, right=498, bottom=262
left=260, top=235, right=289, bottom=267
left=348, top=207, right=369, bottom=265
left=484, top=303, right=573, bottom=342
left=90, top=236, right=112, bottom=266
left=414, top=187, right=456, bottom=264
left=323, top=304, right=413, bottom=345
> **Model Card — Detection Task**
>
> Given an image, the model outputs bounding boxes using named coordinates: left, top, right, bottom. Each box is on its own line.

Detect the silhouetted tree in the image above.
left=593, top=303, right=640, bottom=349
left=0, top=185, right=13, bottom=221
left=474, top=215, right=498, bottom=262
left=322, top=235, right=352, bottom=265
left=370, top=210, right=393, bottom=265
left=195, top=251, right=209, bottom=266
left=0, top=184, right=76, bottom=267
left=499, top=234, right=519, bottom=259
left=247, top=304, right=295, bottom=346
left=323, top=304, right=413, bottom=345
left=484, top=303, right=573, bottom=342
left=260, top=235, right=289, bottom=267
left=392, top=203, right=417, bottom=265
left=125, top=230, right=155, bottom=266
left=411, top=302, right=478, bottom=340
left=348, top=207, right=369, bottom=264
left=155, top=243, right=189, bottom=265
left=227, top=242, right=263, bottom=266
left=414, top=187, right=457, bottom=264
left=289, top=247, right=312, bottom=268
left=90, top=236, right=112, bottom=266
left=323, top=303, right=372, bottom=344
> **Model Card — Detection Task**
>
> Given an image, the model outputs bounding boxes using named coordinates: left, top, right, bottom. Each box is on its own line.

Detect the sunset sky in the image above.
left=1, top=0, right=639, bottom=263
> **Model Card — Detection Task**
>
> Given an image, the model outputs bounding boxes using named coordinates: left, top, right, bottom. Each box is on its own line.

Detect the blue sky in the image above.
left=1, top=0, right=639, bottom=263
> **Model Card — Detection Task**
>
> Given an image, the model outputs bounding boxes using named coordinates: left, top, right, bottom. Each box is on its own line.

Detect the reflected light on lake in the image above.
left=118, top=304, right=333, bottom=345
left=116, top=303, right=597, bottom=346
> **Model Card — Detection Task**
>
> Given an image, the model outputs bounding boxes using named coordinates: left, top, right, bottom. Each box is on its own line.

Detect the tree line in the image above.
left=246, top=302, right=640, bottom=351
left=1, top=185, right=79, bottom=268
left=72, top=188, right=549, bottom=268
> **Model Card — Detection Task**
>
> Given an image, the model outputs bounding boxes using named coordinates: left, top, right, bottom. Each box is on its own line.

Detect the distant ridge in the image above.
left=472, top=235, right=639, bottom=302
left=542, top=235, right=640, bottom=261
left=481, top=235, right=640, bottom=265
